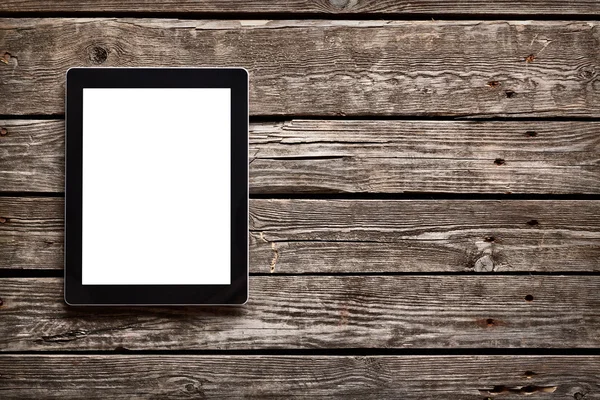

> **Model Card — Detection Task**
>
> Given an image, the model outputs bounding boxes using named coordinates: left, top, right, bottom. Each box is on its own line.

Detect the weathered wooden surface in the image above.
left=1, top=119, right=599, bottom=193
left=0, top=197, right=63, bottom=270
left=0, top=120, right=64, bottom=192
left=1, top=0, right=599, bottom=15
left=1, top=20, right=599, bottom=117
left=2, top=197, right=599, bottom=272
left=251, top=199, right=600, bottom=273
left=0, top=355, right=598, bottom=399
left=251, top=120, right=600, bottom=193
left=0, top=277, right=599, bottom=350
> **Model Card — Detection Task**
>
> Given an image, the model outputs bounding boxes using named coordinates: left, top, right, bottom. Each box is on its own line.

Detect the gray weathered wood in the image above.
left=0, top=355, right=598, bottom=399
left=0, top=277, right=599, bottom=350
left=250, top=199, right=600, bottom=273
left=250, top=120, right=600, bottom=194
left=0, top=120, right=64, bottom=192
left=0, top=197, right=63, bottom=269
left=1, top=20, right=599, bottom=116
left=2, top=197, right=599, bottom=272
left=2, top=119, right=600, bottom=193
left=1, top=0, right=599, bottom=15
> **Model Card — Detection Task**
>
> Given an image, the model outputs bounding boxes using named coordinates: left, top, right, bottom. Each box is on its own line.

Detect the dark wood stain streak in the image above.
left=0, top=0, right=598, bottom=15
left=0, top=276, right=599, bottom=350
left=1, top=119, right=599, bottom=193
left=0, top=355, right=598, bottom=399
left=0, top=20, right=599, bottom=116
left=2, top=197, right=600, bottom=272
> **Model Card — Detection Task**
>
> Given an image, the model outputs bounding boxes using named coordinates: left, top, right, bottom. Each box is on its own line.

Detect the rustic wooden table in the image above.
left=1, top=1, right=599, bottom=398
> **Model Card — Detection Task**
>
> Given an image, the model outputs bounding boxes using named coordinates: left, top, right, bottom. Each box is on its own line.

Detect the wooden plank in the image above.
left=0, top=120, right=64, bottom=192
left=0, top=0, right=598, bottom=15
left=250, top=120, right=600, bottom=194
left=1, top=197, right=599, bottom=272
left=0, top=197, right=63, bottom=270
left=1, top=20, right=599, bottom=117
left=250, top=199, right=600, bottom=273
left=2, top=119, right=600, bottom=194
left=0, top=355, right=597, bottom=399
left=0, top=276, right=599, bottom=350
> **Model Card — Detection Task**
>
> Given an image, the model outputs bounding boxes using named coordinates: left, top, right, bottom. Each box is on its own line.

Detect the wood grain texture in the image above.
left=250, top=199, right=600, bottom=273
left=2, top=197, right=600, bottom=272
left=0, top=197, right=63, bottom=269
left=0, top=355, right=598, bottom=399
left=0, top=120, right=64, bottom=192
left=2, top=119, right=599, bottom=193
left=250, top=120, right=600, bottom=194
left=0, top=0, right=598, bottom=15
left=1, top=20, right=599, bottom=116
left=0, top=277, right=599, bottom=350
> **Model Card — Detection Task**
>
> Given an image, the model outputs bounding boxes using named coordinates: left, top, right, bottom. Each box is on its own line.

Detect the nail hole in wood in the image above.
left=525, top=130, right=537, bottom=137
left=494, top=158, right=505, bottom=166
left=525, top=295, right=534, bottom=302
left=527, top=219, right=539, bottom=226
left=0, top=217, right=8, bottom=223
left=524, top=370, right=536, bottom=378
left=484, top=236, right=495, bottom=242
left=0, top=52, right=11, bottom=64
left=522, top=386, right=536, bottom=393
left=505, top=90, right=516, bottom=98
left=0, top=127, right=7, bottom=137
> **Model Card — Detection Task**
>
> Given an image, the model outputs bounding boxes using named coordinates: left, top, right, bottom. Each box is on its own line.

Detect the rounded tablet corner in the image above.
left=239, top=290, right=249, bottom=306
left=63, top=284, right=82, bottom=307
left=233, top=67, right=249, bottom=80
left=65, top=67, right=80, bottom=81
left=64, top=292, right=76, bottom=307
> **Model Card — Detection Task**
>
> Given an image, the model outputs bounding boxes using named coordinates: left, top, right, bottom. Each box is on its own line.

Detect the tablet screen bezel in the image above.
left=65, top=68, right=248, bottom=305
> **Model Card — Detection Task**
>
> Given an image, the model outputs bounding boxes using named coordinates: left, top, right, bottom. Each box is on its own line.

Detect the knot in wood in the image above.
left=474, top=255, right=494, bottom=272
left=329, top=0, right=358, bottom=9
left=89, top=46, right=108, bottom=64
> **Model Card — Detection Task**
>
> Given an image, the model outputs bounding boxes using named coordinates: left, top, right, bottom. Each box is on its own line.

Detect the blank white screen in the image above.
left=81, top=88, right=231, bottom=285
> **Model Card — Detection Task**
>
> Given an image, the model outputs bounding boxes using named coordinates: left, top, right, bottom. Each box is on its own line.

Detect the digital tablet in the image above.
left=64, top=68, right=248, bottom=305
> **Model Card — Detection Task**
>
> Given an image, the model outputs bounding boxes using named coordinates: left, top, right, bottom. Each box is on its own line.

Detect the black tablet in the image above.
left=65, top=68, right=248, bottom=305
